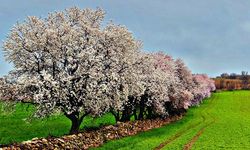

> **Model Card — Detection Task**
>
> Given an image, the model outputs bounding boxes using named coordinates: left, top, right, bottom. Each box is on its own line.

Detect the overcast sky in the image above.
left=1, top=0, right=250, bottom=77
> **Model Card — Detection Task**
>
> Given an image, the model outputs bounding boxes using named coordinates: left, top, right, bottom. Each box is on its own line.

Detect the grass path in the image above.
left=95, top=91, right=250, bottom=150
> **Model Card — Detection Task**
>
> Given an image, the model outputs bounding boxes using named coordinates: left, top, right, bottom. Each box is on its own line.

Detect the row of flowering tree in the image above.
left=1, top=7, right=215, bottom=134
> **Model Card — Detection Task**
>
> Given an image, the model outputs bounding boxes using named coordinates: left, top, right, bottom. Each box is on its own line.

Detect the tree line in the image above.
left=0, top=7, right=215, bottom=134
left=214, top=71, right=250, bottom=90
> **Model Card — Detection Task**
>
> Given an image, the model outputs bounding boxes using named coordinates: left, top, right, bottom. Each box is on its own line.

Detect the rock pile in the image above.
left=1, top=115, right=182, bottom=150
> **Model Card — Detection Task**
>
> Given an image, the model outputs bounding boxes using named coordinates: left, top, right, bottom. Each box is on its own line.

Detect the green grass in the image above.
left=1, top=91, right=250, bottom=149
left=0, top=102, right=115, bottom=145
left=94, top=91, right=250, bottom=150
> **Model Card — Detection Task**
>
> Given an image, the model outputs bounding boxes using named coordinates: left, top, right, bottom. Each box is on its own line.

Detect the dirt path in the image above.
left=182, top=120, right=215, bottom=150
left=183, top=96, right=218, bottom=150
left=153, top=121, right=202, bottom=150
left=154, top=95, right=218, bottom=150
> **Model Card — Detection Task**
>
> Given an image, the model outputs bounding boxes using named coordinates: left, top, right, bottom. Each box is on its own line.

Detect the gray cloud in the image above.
left=1, top=0, right=250, bottom=77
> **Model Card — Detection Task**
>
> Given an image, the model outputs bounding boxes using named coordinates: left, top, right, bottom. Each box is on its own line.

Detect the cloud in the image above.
left=241, top=21, right=250, bottom=32
left=1, top=0, right=250, bottom=77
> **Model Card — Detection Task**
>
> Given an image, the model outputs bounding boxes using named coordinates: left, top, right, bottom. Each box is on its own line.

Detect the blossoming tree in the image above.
left=2, top=6, right=216, bottom=134
left=3, top=7, right=141, bottom=133
left=191, top=74, right=216, bottom=105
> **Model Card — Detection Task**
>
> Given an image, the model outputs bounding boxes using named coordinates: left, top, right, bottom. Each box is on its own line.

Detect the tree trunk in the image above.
left=121, top=108, right=130, bottom=122
left=121, top=96, right=134, bottom=122
left=138, top=95, right=146, bottom=120
left=70, top=117, right=81, bottom=134
left=64, top=112, right=88, bottom=134
left=111, top=110, right=120, bottom=123
left=146, top=106, right=153, bottom=119
left=133, top=108, right=137, bottom=120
